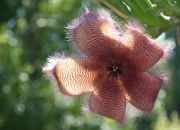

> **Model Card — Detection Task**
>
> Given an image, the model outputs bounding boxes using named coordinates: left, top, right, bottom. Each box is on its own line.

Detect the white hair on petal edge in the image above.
left=65, top=7, right=116, bottom=44
left=125, top=20, right=145, bottom=33
left=159, top=73, right=169, bottom=85
left=155, top=33, right=175, bottom=64
left=65, top=7, right=120, bottom=55
left=81, top=104, right=90, bottom=113
left=42, top=52, right=66, bottom=77
left=42, top=53, right=68, bottom=94
left=96, top=8, right=115, bottom=23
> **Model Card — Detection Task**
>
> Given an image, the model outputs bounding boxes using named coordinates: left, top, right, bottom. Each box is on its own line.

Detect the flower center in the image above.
left=107, top=64, right=122, bottom=78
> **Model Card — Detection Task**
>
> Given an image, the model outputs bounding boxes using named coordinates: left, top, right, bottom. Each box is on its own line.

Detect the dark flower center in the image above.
left=107, top=64, right=122, bottom=78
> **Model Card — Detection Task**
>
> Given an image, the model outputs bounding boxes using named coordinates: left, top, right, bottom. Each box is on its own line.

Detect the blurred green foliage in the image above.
left=0, top=0, right=180, bottom=130
left=99, top=0, right=180, bottom=36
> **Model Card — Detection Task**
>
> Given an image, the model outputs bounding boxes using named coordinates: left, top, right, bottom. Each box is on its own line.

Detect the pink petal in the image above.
left=120, top=23, right=164, bottom=72
left=67, top=8, right=123, bottom=63
left=43, top=55, right=102, bottom=96
left=89, top=78, right=126, bottom=123
left=123, top=72, right=163, bottom=111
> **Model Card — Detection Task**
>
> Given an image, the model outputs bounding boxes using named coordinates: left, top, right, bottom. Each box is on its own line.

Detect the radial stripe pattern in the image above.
left=123, top=72, right=163, bottom=111
left=89, top=78, right=126, bottom=123
left=121, top=27, right=164, bottom=72
left=54, top=57, right=102, bottom=96
left=74, top=20, right=124, bottom=63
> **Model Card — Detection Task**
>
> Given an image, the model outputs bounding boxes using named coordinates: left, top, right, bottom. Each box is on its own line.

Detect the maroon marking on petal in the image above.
left=120, top=23, right=164, bottom=72
left=48, top=56, right=103, bottom=96
left=122, top=72, right=163, bottom=111
left=66, top=8, right=124, bottom=63
left=89, top=78, right=126, bottom=123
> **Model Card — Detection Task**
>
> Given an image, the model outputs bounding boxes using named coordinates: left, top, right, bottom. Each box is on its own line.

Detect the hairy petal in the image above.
left=89, top=78, right=126, bottom=123
left=120, top=23, right=164, bottom=72
left=43, top=55, right=102, bottom=96
left=123, top=72, right=163, bottom=112
left=67, top=9, right=123, bottom=63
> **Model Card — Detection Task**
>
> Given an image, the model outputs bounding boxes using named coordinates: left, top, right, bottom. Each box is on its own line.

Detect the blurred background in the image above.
left=0, top=0, right=180, bottom=130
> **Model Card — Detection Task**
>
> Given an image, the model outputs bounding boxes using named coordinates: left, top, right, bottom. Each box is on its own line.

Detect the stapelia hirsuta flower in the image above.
left=43, top=8, right=164, bottom=123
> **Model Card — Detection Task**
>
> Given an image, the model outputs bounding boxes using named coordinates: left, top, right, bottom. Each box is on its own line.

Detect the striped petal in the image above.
left=89, top=78, right=126, bottom=123
left=67, top=9, right=123, bottom=63
left=120, top=23, right=164, bottom=72
left=43, top=55, right=102, bottom=96
left=123, top=72, right=163, bottom=111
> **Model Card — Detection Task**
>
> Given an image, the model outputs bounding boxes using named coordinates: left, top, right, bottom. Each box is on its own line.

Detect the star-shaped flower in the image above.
left=43, top=8, right=164, bottom=123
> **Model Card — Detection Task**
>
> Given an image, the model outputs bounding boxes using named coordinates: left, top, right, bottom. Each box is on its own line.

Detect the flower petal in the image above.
left=120, top=23, right=164, bottom=72
left=43, top=55, right=102, bottom=96
left=89, top=78, right=126, bottom=123
left=123, top=72, right=163, bottom=111
left=67, top=9, right=123, bottom=63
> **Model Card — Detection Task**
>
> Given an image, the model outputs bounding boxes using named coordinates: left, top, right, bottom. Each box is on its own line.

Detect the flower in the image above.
left=43, top=8, right=164, bottom=123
